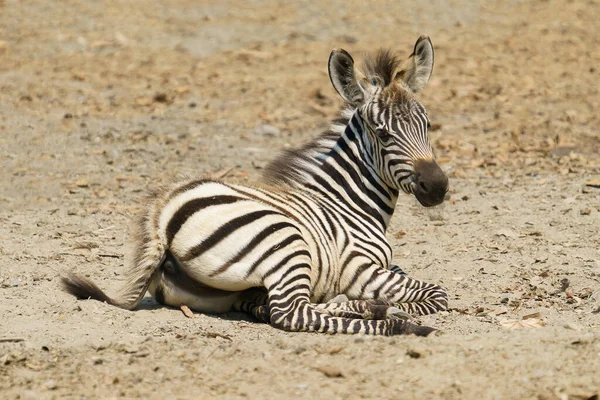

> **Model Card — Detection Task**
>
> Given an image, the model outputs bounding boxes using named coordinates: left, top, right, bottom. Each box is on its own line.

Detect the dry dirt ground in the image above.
left=1, top=1, right=600, bottom=399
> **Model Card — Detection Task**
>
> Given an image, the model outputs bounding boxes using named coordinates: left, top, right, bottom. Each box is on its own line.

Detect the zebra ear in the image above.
left=328, top=49, right=368, bottom=106
left=395, top=36, right=434, bottom=93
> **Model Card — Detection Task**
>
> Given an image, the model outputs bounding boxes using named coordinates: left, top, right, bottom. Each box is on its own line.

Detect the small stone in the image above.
left=42, top=380, right=57, bottom=390
left=314, top=366, right=343, bottom=378
left=294, top=346, right=306, bottom=355
left=91, top=356, right=103, bottom=365
left=0, top=354, right=9, bottom=365
left=255, top=124, right=280, bottom=137
left=580, top=208, right=591, bottom=215
left=153, top=92, right=169, bottom=103
left=407, top=348, right=423, bottom=359
left=23, top=391, right=37, bottom=400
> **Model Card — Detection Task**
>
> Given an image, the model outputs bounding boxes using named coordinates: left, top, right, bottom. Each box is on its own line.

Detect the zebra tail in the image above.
left=61, top=273, right=126, bottom=308
left=61, top=190, right=167, bottom=310
left=60, top=245, right=166, bottom=310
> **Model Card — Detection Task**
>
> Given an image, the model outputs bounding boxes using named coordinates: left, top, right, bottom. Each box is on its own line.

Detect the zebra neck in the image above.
left=326, top=111, right=398, bottom=229
left=261, top=110, right=399, bottom=231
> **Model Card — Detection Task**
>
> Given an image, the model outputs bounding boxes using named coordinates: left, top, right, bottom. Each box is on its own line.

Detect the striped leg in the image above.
left=233, top=288, right=270, bottom=323
left=389, top=264, right=408, bottom=276
left=264, top=261, right=435, bottom=336
left=346, top=265, right=448, bottom=316
left=386, top=274, right=448, bottom=315
left=316, top=299, right=412, bottom=321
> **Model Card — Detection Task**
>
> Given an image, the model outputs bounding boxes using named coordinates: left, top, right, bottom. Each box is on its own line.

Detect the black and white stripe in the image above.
left=62, top=38, right=449, bottom=336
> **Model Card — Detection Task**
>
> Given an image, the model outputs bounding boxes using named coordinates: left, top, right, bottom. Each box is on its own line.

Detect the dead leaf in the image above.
left=314, top=366, right=343, bottom=378
left=499, top=316, right=544, bottom=330
left=394, top=231, right=406, bottom=239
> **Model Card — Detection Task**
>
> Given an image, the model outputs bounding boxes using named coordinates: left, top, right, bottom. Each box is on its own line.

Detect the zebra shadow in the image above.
left=135, top=297, right=260, bottom=323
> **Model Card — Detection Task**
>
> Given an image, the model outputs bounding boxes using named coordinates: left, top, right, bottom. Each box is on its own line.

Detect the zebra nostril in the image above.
left=419, top=181, right=429, bottom=193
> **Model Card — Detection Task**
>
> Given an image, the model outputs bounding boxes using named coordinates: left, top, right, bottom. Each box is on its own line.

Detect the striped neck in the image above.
left=263, top=109, right=399, bottom=231
left=330, top=110, right=399, bottom=229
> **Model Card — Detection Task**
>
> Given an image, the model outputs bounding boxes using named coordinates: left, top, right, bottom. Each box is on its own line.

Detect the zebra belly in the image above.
left=148, top=269, right=242, bottom=313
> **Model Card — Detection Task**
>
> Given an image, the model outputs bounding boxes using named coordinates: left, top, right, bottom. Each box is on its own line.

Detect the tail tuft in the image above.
left=61, top=273, right=114, bottom=305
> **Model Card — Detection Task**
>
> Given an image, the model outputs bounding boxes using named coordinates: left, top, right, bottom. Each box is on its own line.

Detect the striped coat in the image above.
left=63, top=36, right=449, bottom=336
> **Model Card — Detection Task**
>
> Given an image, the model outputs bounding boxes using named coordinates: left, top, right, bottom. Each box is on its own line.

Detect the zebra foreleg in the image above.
left=347, top=265, right=448, bottom=316
left=316, top=299, right=413, bottom=321
left=389, top=264, right=408, bottom=276
left=265, top=263, right=435, bottom=336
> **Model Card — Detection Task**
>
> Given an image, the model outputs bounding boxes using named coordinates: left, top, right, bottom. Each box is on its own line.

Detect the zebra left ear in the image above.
left=395, top=36, right=434, bottom=93
left=328, top=48, right=368, bottom=107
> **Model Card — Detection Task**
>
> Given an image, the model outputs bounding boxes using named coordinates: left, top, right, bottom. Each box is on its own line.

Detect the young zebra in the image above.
left=63, top=36, right=449, bottom=336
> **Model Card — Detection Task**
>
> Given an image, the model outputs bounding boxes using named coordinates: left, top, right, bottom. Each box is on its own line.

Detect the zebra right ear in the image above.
left=328, top=49, right=368, bottom=107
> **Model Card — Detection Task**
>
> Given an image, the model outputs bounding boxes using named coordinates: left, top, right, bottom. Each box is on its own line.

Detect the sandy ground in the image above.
left=1, top=1, right=600, bottom=399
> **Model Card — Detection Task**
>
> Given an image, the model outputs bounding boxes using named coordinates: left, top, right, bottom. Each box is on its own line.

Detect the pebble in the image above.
left=91, top=356, right=103, bottom=365
left=42, top=380, right=57, bottom=390
left=23, top=391, right=37, bottom=400
left=407, top=348, right=424, bottom=359
left=255, top=124, right=280, bottom=137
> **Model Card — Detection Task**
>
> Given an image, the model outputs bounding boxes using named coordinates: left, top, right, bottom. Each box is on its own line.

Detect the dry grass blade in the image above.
left=314, top=366, right=343, bottom=378
left=584, top=178, right=600, bottom=188
left=202, top=332, right=232, bottom=341
left=180, top=304, right=196, bottom=319
left=0, top=337, right=25, bottom=343
left=210, top=167, right=234, bottom=180
left=71, top=241, right=99, bottom=250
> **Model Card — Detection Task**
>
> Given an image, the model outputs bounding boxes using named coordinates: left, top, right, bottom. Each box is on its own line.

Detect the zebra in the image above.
left=62, top=36, right=449, bottom=336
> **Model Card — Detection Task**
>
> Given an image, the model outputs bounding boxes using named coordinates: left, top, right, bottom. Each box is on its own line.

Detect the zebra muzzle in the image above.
left=412, top=159, right=448, bottom=207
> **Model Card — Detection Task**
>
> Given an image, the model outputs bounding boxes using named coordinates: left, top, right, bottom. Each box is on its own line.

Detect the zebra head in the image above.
left=328, top=36, right=448, bottom=207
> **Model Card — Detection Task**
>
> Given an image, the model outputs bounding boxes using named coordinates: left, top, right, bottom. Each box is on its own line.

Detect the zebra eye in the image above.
left=426, top=120, right=431, bottom=130
left=375, top=128, right=389, bottom=137
left=370, top=79, right=378, bottom=86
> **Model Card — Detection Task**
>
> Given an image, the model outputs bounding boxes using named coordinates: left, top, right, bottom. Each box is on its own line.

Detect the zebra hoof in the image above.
left=327, top=294, right=349, bottom=304
left=386, top=307, right=412, bottom=321
left=400, top=321, right=437, bottom=337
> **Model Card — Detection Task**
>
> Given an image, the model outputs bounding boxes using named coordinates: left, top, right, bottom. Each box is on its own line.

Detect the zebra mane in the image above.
left=261, top=107, right=354, bottom=186
left=361, top=49, right=401, bottom=86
